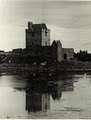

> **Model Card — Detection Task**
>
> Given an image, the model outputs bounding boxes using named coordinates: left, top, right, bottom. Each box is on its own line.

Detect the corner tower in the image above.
left=25, top=22, right=50, bottom=49
left=52, top=40, right=63, bottom=61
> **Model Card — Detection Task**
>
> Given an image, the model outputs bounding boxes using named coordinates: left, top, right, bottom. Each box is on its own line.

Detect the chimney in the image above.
left=28, top=22, right=33, bottom=29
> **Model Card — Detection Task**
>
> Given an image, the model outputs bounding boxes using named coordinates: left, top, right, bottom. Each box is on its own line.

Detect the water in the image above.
left=0, top=72, right=91, bottom=118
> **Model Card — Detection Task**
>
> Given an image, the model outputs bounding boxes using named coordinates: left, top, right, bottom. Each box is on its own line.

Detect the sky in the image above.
left=0, top=0, right=91, bottom=52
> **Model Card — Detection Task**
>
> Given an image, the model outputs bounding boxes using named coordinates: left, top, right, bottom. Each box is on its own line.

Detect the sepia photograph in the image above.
left=0, top=0, right=91, bottom=119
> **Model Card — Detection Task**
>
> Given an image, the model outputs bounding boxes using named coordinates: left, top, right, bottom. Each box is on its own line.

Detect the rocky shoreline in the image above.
left=0, top=62, right=91, bottom=74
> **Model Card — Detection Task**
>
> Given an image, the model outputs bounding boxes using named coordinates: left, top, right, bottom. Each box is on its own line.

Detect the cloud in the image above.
left=0, top=0, right=91, bottom=52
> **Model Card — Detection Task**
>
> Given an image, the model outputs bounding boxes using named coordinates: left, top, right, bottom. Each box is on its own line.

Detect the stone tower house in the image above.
left=26, top=22, right=50, bottom=49
left=25, top=21, right=74, bottom=61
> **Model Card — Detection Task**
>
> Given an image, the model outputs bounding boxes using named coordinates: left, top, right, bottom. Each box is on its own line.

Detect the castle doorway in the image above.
left=64, top=53, right=67, bottom=60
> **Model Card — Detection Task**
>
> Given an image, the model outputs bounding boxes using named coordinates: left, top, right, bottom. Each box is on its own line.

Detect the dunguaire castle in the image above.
left=25, top=22, right=74, bottom=61
left=0, top=21, right=74, bottom=63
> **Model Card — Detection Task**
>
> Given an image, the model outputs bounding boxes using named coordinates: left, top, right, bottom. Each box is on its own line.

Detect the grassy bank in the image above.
left=0, top=60, right=91, bottom=73
left=57, top=60, right=91, bottom=71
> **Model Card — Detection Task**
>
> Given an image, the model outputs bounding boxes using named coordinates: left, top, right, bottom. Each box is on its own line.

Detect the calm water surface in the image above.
left=0, top=72, right=91, bottom=119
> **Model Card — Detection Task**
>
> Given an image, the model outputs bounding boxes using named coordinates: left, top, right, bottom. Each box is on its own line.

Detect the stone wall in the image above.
left=51, top=40, right=63, bottom=62
left=42, top=29, right=50, bottom=46
left=57, top=41, right=63, bottom=61
left=26, top=22, right=50, bottom=49
left=26, top=29, right=41, bottom=49
left=25, top=22, right=74, bottom=62
left=62, top=48, right=74, bottom=60
left=51, top=41, right=57, bottom=61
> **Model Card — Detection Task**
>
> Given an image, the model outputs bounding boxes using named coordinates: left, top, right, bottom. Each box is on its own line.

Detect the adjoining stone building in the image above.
left=25, top=22, right=74, bottom=62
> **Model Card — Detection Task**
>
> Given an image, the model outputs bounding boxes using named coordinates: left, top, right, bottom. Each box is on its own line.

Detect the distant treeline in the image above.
left=74, top=50, right=91, bottom=62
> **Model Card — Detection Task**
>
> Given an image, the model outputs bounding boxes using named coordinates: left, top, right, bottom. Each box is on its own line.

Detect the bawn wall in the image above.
left=62, top=48, right=74, bottom=60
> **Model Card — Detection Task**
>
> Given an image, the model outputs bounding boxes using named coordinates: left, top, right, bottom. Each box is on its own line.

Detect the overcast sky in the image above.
left=0, top=0, right=91, bottom=52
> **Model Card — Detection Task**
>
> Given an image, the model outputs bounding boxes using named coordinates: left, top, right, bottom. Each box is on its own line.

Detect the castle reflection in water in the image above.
left=22, top=72, right=74, bottom=112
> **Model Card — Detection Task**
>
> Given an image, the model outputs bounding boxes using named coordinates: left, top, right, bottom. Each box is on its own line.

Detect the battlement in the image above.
left=25, top=22, right=74, bottom=61
left=26, top=22, right=50, bottom=49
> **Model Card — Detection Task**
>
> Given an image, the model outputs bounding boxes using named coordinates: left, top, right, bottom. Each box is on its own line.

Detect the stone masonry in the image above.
left=25, top=22, right=74, bottom=61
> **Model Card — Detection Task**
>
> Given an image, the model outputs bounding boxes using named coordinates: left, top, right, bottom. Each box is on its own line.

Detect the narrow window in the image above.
left=64, top=53, right=67, bottom=60
left=45, top=41, right=47, bottom=46
left=32, top=32, right=34, bottom=37
left=45, top=103, right=47, bottom=110
left=45, top=32, right=47, bottom=37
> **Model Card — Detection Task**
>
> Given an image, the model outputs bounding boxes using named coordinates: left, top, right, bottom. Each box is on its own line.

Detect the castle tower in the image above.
left=26, top=93, right=50, bottom=112
left=25, top=22, right=50, bottom=49
left=52, top=40, right=63, bottom=61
